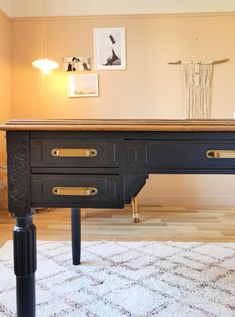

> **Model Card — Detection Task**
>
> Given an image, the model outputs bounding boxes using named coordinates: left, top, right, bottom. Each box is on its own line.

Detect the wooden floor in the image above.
left=1, top=205, right=235, bottom=247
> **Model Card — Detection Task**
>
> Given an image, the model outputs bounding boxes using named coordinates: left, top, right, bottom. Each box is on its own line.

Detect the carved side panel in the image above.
left=7, top=131, right=31, bottom=216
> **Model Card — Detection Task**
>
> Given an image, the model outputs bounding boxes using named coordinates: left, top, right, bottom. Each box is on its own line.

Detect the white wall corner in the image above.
left=2, top=0, right=235, bottom=18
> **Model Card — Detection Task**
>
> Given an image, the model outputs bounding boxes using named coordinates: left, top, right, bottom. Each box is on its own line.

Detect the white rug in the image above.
left=1, top=241, right=235, bottom=317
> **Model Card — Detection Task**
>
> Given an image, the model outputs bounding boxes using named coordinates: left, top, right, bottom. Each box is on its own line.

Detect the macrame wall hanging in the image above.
left=182, top=61, right=212, bottom=118
left=169, top=56, right=229, bottom=119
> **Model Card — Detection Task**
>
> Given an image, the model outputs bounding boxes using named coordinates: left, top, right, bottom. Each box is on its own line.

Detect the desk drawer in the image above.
left=31, top=174, right=122, bottom=207
left=30, top=139, right=120, bottom=167
left=126, top=141, right=235, bottom=169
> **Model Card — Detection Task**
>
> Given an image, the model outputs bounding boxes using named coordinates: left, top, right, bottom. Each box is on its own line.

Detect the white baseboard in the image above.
left=138, top=194, right=235, bottom=206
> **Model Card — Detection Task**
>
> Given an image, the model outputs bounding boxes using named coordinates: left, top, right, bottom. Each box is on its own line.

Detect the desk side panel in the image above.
left=6, top=131, right=31, bottom=216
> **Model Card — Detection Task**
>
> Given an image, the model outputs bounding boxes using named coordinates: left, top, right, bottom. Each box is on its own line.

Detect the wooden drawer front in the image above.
left=30, top=139, right=120, bottom=167
left=126, top=141, right=235, bottom=169
left=31, top=175, right=121, bottom=207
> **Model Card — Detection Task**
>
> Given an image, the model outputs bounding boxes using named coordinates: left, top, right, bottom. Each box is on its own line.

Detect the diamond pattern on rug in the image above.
left=1, top=241, right=235, bottom=317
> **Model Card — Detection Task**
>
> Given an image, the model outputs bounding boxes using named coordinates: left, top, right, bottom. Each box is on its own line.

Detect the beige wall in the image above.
left=11, top=13, right=235, bottom=119
left=8, top=13, right=235, bottom=205
left=0, top=10, right=11, bottom=166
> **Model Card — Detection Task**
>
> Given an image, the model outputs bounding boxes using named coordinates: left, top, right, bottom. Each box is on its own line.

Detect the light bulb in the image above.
left=32, top=58, right=59, bottom=74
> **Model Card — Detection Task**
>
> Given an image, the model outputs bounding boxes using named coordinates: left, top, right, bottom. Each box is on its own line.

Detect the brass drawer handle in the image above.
left=51, top=148, right=97, bottom=157
left=206, top=150, right=235, bottom=158
left=52, top=187, right=98, bottom=196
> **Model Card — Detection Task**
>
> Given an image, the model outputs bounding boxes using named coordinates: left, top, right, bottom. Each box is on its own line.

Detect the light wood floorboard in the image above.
left=1, top=205, right=235, bottom=247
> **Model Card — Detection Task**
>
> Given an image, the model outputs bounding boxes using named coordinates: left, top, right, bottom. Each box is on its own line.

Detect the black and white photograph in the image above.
left=68, top=74, right=99, bottom=97
left=94, top=28, right=126, bottom=70
left=62, top=56, right=91, bottom=72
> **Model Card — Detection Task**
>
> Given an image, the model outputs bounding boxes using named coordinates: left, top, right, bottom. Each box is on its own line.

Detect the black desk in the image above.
left=1, top=119, right=235, bottom=317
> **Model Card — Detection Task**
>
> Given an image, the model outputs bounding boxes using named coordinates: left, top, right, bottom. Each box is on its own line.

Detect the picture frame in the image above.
left=68, top=74, right=99, bottom=98
left=62, top=56, right=91, bottom=72
left=94, top=27, right=126, bottom=70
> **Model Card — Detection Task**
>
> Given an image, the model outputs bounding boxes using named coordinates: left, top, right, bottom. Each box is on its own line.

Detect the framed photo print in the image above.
left=62, top=56, right=91, bottom=72
left=94, top=27, right=126, bottom=70
left=68, top=74, right=99, bottom=97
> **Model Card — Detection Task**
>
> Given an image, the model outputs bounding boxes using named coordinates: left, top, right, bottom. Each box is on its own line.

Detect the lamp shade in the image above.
left=32, top=58, right=59, bottom=74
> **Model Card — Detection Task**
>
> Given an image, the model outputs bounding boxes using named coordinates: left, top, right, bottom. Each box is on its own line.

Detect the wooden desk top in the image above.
left=1, top=119, right=235, bottom=132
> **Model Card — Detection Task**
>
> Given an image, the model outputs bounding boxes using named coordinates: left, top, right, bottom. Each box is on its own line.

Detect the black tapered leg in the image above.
left=71, top=208, right=81, bottom=265
left=14, top=215, right=36, bottom=317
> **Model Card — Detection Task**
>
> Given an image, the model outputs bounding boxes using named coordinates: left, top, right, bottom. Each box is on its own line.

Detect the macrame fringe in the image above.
left=182, top=61, right=213, bottom=119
